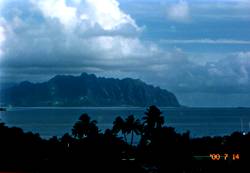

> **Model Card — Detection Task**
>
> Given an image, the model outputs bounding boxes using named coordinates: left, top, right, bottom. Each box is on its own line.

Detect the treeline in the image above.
left=0, top=105, right=249, bottom=173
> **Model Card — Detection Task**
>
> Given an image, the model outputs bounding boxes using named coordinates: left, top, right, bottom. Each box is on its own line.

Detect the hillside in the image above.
left=1, top=73, right=180, bottom=107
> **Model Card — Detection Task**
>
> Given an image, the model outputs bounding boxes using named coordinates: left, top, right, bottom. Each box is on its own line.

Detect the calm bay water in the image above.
left=0, top=107, right=250, bottom=139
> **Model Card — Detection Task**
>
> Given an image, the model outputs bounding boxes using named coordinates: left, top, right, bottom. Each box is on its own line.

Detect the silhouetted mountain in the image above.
left=1, top=73, right=180, bottom=107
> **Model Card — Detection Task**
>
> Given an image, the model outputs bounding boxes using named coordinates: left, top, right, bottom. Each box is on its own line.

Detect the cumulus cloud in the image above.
left=36, top=0, right=77, bottom=28
left=0, top=0, right=153, bottom=82
left=167, top=0, right=190, bottom=22
left=0, top=22, right=5, bottom=58
left=32, top=0, right=140, bottom=32
left=149, top=51, right=250, bottom=94
left=83, top=0, right=139, bottom=31
left=0, top=0, right=250, bottom=100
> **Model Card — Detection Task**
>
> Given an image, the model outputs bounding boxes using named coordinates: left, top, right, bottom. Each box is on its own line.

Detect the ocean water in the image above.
left=0, top=107, right=250, bottom=139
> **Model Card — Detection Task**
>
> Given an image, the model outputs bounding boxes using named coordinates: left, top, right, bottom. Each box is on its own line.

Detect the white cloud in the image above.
left=0, top=24, right=5, bottom=58
left=92, top=36, right=154, bottom=58
left=203, top=51, right=250, bottom=87
left=0, top=0, right=142, bottom=61
left=167, top=0, right=190, bottom=22
left=0, top=25, right=4, bottom=42
left=33, top=0, right=140, bottom=32
left=0, top=0, right=153, bottom=82
left=160, top=39, right=250, bottom=44
left=1, top=0, right=250, bottom=98
left=36, top=0, right=77, bottom=29
left=84, top=0, right=139, bottom=31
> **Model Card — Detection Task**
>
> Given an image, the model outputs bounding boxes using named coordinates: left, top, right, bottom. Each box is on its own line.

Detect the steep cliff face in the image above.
left=1, top=73, right=180, bottom=107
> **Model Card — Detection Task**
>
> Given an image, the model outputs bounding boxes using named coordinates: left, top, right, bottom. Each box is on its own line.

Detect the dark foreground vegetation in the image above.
left=0, top=106, right=249, bottom=173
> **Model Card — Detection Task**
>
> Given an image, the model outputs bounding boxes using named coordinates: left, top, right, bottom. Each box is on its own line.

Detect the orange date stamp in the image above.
left=209, top=153, right=240, bottom=161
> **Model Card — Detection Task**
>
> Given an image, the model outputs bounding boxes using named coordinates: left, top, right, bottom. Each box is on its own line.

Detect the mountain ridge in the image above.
left=1, top=72, right=180, bottom=107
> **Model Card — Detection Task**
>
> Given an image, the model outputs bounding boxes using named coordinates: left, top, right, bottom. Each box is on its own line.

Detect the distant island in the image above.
left=1, top=72, right=180, bottom=107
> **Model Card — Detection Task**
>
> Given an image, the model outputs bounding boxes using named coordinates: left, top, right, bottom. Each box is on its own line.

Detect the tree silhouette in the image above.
left=72, top=113, right=99, bottom=139
left=112, top=116, right=127, bottom=143
left=142, top=105, right=164, bottom=141
left=125, top=115, right=142, bottom=145
left=61, top=133, right=74, bottom=149
left=0, top=107, right=249, bottom=173
left=143, top=105, right=164, bottom=129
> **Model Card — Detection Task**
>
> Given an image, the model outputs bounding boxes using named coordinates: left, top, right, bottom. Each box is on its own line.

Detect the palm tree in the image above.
left=72, top=113, right=99, bottom=139
left=112, top=116, right=127, bottom=143
left=141, top=105, right=165, bottom=143
left=143, top=105, right=164, bottom=130
left=125, top=115, right=142, bottom=145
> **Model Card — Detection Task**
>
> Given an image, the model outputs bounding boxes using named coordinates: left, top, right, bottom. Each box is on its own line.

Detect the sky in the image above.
left=0, top=0, right=250, bottom=107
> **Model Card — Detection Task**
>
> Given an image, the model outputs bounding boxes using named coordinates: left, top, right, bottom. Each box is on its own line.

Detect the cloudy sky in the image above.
left=0, top=0, right=250, bottom=107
